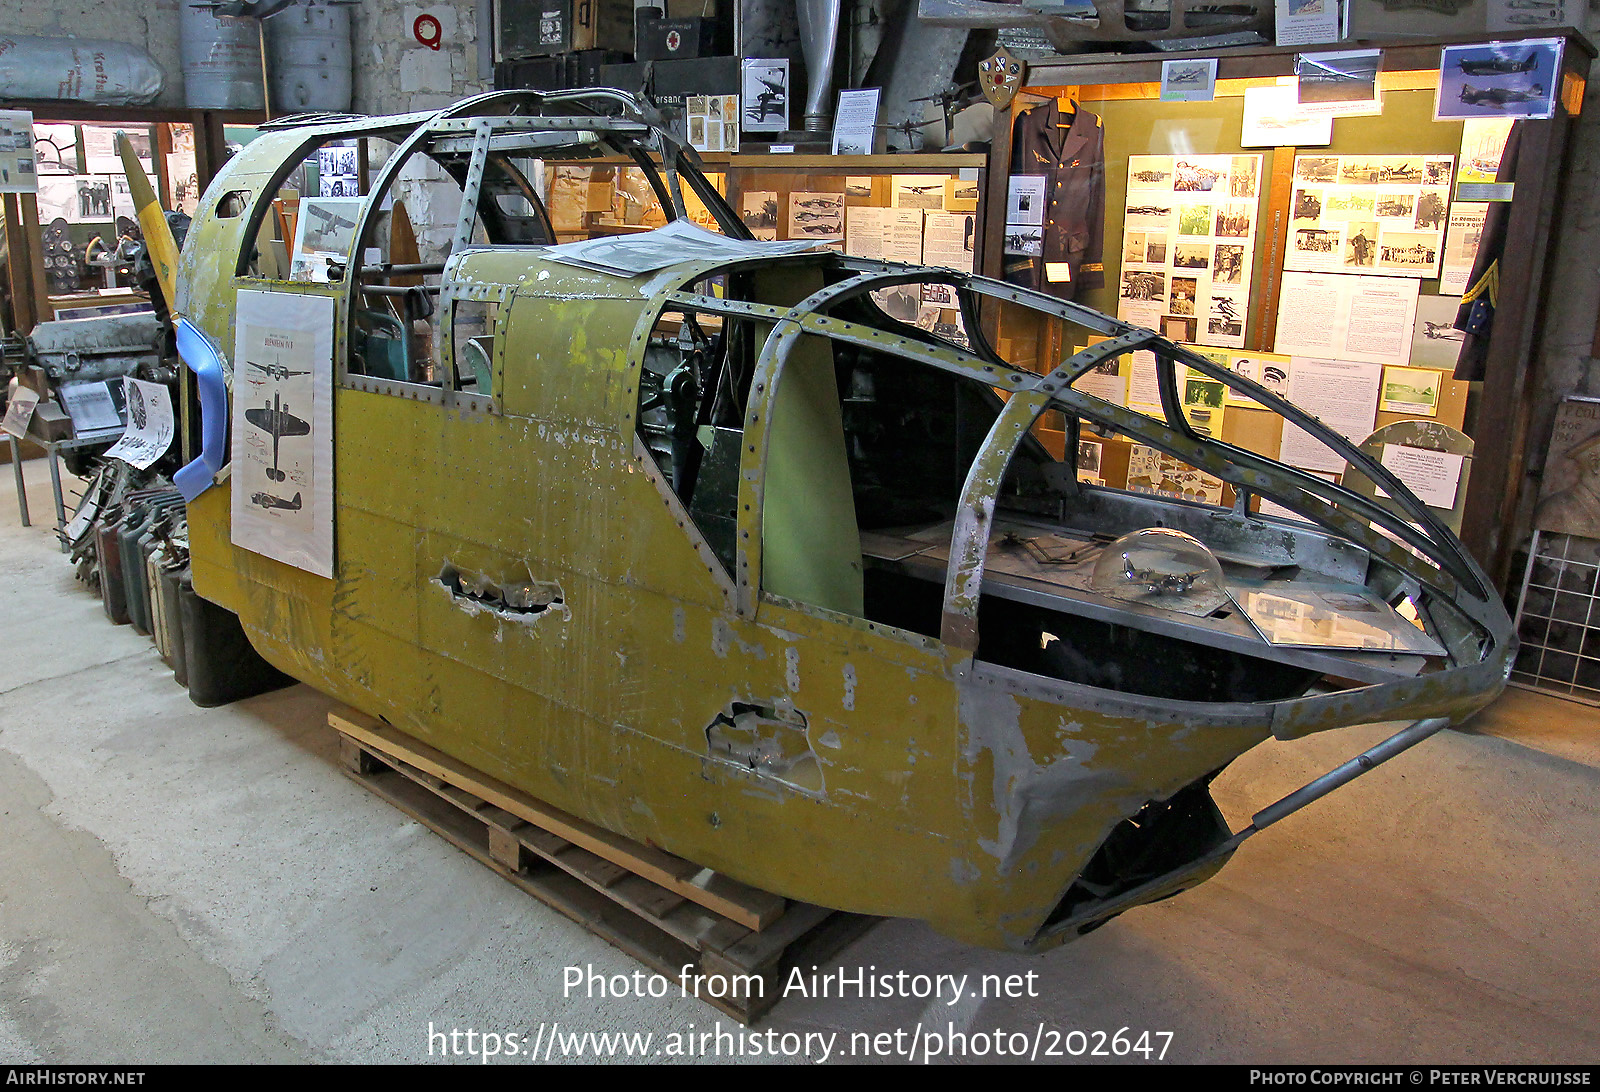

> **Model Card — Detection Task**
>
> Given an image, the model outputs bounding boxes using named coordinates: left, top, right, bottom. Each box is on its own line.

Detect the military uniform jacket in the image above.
left=1004, top=99, right=1106, bottom=301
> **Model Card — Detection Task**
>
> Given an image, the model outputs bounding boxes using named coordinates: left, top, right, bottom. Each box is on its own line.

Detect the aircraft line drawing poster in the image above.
left=231, top=289, right=335, bottom=578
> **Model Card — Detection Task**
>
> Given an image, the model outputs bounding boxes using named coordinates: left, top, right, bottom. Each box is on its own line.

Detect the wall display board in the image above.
left=984, top=68, right=1496, bottom=532
left=1118, top=153, right=1263, bottom=348
left=1287, top=154, right=1454, bottom=278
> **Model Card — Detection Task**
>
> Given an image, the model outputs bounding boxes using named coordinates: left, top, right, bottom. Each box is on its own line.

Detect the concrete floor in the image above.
left=1, top=457, right=1597, bottom=1065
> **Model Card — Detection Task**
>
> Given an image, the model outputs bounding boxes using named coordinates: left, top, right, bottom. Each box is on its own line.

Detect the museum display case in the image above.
left=975, top=32, right=1594, bottom=594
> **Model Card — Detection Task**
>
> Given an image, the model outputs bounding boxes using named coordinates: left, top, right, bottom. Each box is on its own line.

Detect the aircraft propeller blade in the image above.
left=117, top=131, right=181, bottom=309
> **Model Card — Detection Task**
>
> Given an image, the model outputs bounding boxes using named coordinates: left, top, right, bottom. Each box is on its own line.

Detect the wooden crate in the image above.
left=330, top=707, right=877, bottom=1023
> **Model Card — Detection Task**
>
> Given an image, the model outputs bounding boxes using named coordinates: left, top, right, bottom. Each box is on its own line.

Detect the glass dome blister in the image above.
left=1090, top=527, right=1230, bottom=617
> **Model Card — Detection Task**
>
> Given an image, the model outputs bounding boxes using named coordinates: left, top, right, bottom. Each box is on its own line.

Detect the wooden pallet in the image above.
left=329, top=707, right=877, bottom=1023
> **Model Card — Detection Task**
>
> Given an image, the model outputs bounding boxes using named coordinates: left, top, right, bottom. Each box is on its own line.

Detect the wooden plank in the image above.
left=519, top=826, right=571, bottom=857
left=330, top=708, right=787, bottom=930
left=193, top=111, right=230, bottom=196
left=354, top=732, right=736, bottom=950
left=1459, top=114, right=1571, bottom=587
left=554, top=845, right=631, bottom=889
left=1253, top=148, right=1295, bottom=354
left=338, top=735, right=384, bottom=776
left=337, top=756, right=837, bottom=1023
left=487, top=825, right=523, bottom=871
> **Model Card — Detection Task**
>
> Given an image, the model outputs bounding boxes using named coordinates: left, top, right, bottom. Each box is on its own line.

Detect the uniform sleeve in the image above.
left=1077, top=120, right=1107, bottom=292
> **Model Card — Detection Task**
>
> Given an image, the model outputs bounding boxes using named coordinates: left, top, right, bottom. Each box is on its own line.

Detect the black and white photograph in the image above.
left=1172, top=243, right=1209, bottom=270
left=1344, top=222, right=1379, bottom=268
left=318, top=145, right=358, bottom=198
left=1120, top=270, right=1165, bottom=301
left=1296, top=156, right=1340, bottom=183
left=1378, top=232, right=1440, bottom=272
left=1295, top=49, right=1381, bottom=113
left=1160, top=58, right=1216, bottom=103
left=740, top=190, right=779, bottom=240
left=1213, top=203, right=1252, bottom=238
left=1123, top=231, right=1147, bottom=266
left=1213, top=243, right=1245, bottom=285
left=1004, top=224, right=1044, bottom=257
left=1127, top=155, right=1172, bottom=188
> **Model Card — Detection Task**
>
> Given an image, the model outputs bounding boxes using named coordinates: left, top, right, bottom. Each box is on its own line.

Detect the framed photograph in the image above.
left=1436, top=39, right=1563, bottom=121
left=1295, top=49, right=1382, bottom=117
left=740, top=59, right=789, bottom=134
left=290, top=196, right=365, bottom=281
left=1160, top=58, right=1216, bottom=103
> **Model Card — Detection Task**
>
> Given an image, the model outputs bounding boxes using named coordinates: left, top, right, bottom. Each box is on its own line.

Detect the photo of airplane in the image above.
left=1459, top=83, right=1547, bottom=107
left=1457, top=55, right=1538, bottom=76
left=251, top=490, right=303, bottom=511
left=244, top=392, right=311, bottom=483
left=301, top=201, right=359, bottom=251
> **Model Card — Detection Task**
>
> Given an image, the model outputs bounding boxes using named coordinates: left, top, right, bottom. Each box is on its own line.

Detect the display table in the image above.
left=7, top=429, right=122, bottom=549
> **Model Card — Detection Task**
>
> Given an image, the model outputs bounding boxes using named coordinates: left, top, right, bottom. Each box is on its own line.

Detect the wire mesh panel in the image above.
left=1511, top=529, right=1600, bottom=705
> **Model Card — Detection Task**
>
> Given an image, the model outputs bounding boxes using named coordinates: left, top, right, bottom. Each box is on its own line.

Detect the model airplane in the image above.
left=1120, top=556, right=1204, bottom=596
left=244, top=392, right=310, bottom=483
left=153, top=90, right=1512, bottom=952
